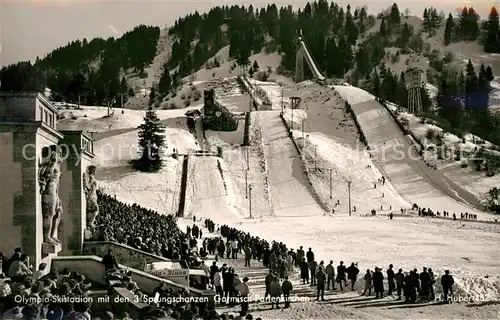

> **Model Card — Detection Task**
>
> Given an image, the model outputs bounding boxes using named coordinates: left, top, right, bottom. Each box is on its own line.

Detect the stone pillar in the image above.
left=59, top=131, right=95, bottom=255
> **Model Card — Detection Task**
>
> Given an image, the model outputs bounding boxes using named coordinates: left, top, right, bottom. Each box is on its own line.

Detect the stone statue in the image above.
left=83, top=165, right=99, bottom=229
left=38, top=146, right=63, bottom=245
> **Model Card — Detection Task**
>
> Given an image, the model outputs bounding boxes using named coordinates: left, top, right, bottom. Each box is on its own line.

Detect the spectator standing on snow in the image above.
left=325, top=261, right=336, bottom=290
left=309, top=259, right=318, bottom=286
left=269, top=276, right=282, bottom=309
left=282, top=276, right=293, bottom=308
left=300, top=259, right=309, bottom=285
left=231, top=239, right=239, bottom=259
left=244, top=246, right=252, bottom=267
left=296, top=246, right=304, bottom=267
left=428, top=268, right=436, bottom=300
left=264, top=270, right=274, bottom=299
left=419, top=267, right=431, bottom=302
left=441, top=270, right=454, bottom=303
left=372, top=267, right=384, bottom=298
left=236, top=277, right=250, bottom=314
left=394, top=269, right=405, bottom=300
left=306, top=248, right=314, bottom=263
left=214, top=269, right=223, bottom=298
left=336, top=261, right=347, bottom=291
left=316, top=267, right=326, bottom=301
left=346, top=263, right=359, bottom=290
left=361, top=269, right=372, bottom=296
left=387, top=264, right=395, bottom=295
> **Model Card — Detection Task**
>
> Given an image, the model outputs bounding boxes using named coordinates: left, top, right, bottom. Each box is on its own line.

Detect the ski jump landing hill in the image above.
left=334, top=85, right=489, bottom=218
left=294, top=35, right=489, bottom=218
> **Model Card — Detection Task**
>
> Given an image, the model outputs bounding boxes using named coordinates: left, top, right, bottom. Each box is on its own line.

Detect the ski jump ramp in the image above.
left=297, top=37, right=326, bottom=82
left=256, top=111, right=324, bottom=217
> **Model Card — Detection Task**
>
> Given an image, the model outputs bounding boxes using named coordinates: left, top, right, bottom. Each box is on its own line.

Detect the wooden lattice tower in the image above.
left=404, top=66, right=424, bottom=115
left=295, top=30, right=305, bottom=82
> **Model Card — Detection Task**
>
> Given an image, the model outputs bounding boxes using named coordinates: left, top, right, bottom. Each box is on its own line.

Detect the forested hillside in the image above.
left=1, top=1, right=499, bottom=124
left=0, top=25, right=159, bottom=106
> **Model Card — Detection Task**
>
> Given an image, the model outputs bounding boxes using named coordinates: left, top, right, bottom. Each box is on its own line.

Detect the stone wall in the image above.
left=82, top=241, right=170, bottom=270
left=51, top=255, right=207, bottom=298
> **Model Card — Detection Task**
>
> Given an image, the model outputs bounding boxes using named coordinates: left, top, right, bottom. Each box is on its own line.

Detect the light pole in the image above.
left=301, top=119, right=306, bottom=141
left=249, top=184, right=253, bottom=218
left=246, top=146, right=249, bottom=170
left=329, top=168, right=333, bottom=199
left=348, top=181, right=352, bottom=216
left=314, top=144, right=317, bottom=171
left=244, top=163, right=248, bottom=198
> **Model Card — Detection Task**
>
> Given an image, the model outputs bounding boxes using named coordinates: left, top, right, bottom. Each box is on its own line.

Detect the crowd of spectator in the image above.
left=0, top=192, right=465, bottom=319
left=91, top=192, right=199, bottom=263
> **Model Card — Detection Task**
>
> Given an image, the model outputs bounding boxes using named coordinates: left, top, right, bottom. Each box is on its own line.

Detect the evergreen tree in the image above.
left=422, top=8, right=430, bottom=32
left=436, top=73, right=464, bottom=133
left=458, top=7, right=480, bottom=41
left=484, top=6, right=500, bottom=53
left=389, top=3, right=401, bottom=26
left=485, top=66, right=495, bottom=81
left=380, top=17, right=388, bottom=38
left=370, top=69, right=381, bottom=97
left=66, top=73, right=87, bottom=105
left=157, top=63, right=172, bottom=97
left=325, top=37, right=340, bottom=76
left=149, top=86, right=156, bottom=106
left=444, top=13, right=455, bottom=45
left=134, top=107, right=166, bottom=171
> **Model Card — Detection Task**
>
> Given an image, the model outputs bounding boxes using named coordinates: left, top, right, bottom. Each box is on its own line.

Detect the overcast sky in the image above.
left=1, top=0, right=498, bottom=67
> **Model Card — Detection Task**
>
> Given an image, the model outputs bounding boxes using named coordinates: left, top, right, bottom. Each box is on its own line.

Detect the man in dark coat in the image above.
left=316, top=267, right=326, bottom=301
left=262, top=247, right=271, bottom=268
left=223, top=268, right=234, bottom=300
left=209, top=262, right=218, bottom=285
left=346, top=263, right=360, bottom=290
left=300, top=258, right=309, bottom=284
left=102, top=250, right=119, bottom=271
left=296, top=246, right=304, bottom=267
left=282, top=276, right=293, bottom=308
left=309, top=260, right=318, bottom=286
left=405, top=271, right=416, bottom=302
left=419, top=267, right=431, bottom=301
left=264, top=270, right=274, bottom=299
left=372, top=267, right=384, bottom=298
left=441, top=270, right=454, bottom=303
left=336, top=261, right=347, bottom=291
left=394, top=268, right=405, bottom=300
left=387, top=264, right=395, bottom=295
left=428, top=268, right=436, bottom=300
left=306, top=248, right=314, bottom=263
left=325, top=261, right=336, bottom=290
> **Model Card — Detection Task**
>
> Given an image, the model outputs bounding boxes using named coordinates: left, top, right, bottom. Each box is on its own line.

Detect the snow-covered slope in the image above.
left=333, top=85, right=495, bottom=219
left=57, top=105, right=199, bottom=213
left=256, top=110, right=324, bottom=217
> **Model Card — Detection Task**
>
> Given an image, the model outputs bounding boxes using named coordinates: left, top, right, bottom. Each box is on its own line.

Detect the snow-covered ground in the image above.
left=189, top=46, right=282, bottom=82
left=255, top=110, right=324, bottom=217
left=57, top=105, right=199, bottom=214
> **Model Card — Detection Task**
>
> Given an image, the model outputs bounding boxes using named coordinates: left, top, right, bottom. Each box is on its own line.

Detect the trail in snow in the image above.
left=188, top=155, right=245, bottom=220
left=256, top=110, right=324, bottom=217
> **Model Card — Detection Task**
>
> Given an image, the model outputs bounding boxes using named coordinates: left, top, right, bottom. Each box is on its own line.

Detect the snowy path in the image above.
left=256, top=111, right=324, bottom=217
left=351, top=99, right=488, bottom=217
left=185, top=155, right=245, bottom=220
left=194, top=117, right=205, bottom=150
